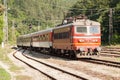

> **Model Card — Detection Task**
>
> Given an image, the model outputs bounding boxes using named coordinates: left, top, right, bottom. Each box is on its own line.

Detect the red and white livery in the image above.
left=17, top=15, right=101, bottom=58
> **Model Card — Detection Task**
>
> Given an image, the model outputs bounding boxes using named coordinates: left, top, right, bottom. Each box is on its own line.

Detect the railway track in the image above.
left=102, top=47, right=120, bottom=53
left=78, top=58, right=120, bottom=68
left=100, top=53, right=120, bottom=58
left=13, top=49, right=100, bottom=80
left=28, top=48, right=120, bottom=68
left=101, top=47, right=120, bottom=58
left=13, top=49, right=56, bottom=80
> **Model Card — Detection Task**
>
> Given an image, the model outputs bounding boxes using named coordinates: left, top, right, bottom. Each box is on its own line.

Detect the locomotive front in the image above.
left=72, top=19, right=101, bottom=56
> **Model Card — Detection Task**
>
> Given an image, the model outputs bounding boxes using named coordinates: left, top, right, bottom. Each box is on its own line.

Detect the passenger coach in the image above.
left=30, top=28, right=53, bottom=52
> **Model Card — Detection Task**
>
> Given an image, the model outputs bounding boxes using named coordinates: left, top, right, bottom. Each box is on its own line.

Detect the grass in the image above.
left=0, top=44, right=23, bottom=79
left=0, top=45, right=13, bottom=63
left=0, top=44, right=22, bottom=70
left=0, top=67, right=11, bottom=80
left=0, top=45, right=13, bottom=80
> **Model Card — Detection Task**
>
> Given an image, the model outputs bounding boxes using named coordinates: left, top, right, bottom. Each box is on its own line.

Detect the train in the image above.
left=17, top=15, right=101, bottom=59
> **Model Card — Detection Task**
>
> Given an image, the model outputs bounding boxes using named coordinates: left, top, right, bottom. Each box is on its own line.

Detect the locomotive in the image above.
left=17, top=15, right=101, bottom=58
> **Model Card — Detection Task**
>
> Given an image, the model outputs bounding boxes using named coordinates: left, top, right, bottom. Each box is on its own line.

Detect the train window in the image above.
left=46, top=34, right=49, bottom=40
left=76, top=27, right=87, bottom=33
left=54, top=33, right=59, bottom=39
left=63, top=32, right=69, bottom=38
left=54, top=32, right=69, bottom=39
left=33, top=36, right=39, bottom=41
left=39, top=35, right=42, bottom=41
left=89, top=26, right=99, bottom=34
left=43, top=35, right=45, bottom=40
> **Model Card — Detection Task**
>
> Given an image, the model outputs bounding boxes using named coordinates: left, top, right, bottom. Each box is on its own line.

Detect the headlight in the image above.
left=79, top=39, right=85, bottom=42
left=96, top=47, right=101, bottom=51
left=80, top=47, right=84, bottom=51
left=93, top=39, right=98, bottom=42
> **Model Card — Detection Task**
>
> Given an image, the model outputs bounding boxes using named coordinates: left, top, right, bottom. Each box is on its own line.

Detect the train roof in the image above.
left=73, top=19, right=100, bottom=26
left=18, top=28, right=53, bottom=38
left=18, top=34, right=32, bottom=38
left=54, top=19, right=100, bottom=30
left=18, top=18, right=100, bottom=38
left=31, top=28, right=53, bottom=36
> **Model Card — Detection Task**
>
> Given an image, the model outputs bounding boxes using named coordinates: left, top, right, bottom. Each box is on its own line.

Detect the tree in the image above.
left=0, top=4, right=4, bottom=15
left=1, top=0, right=79, bottom=44
left=0, top=4, right=4, bottom=43
left=69, top=0, right=120, bottom=44
left=0, top=15, right=4, bottom=43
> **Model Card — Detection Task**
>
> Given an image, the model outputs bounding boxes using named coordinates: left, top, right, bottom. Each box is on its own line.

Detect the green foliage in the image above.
left=0, top=0, right=120, bottom=45
left=6, top=0, right=78, bottom=44
left=0, top=68, right=11, bottom=80
left=0, top=3, right=4, bottom=44
left=0, top=4, right=4, bottom=14
left=69, top=0, right=120, bottom=44
left=111, top=33, right=120, bottom=44
left=0, top=15, right=3, bottom=44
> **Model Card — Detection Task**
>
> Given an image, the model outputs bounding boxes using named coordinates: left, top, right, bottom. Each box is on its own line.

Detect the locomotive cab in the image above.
left=72, top=19, right=101, bottom=56
left=52, top=17, right=101, bottom=58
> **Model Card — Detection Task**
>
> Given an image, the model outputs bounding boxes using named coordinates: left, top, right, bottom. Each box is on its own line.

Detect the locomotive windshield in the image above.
left=76, top=27, right=87, bottom=33
left=89, top=26, right=99, bottom=34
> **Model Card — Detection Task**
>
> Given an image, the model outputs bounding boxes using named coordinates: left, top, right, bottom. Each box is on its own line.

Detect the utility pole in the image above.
left=108, top=8, right=113, bottom=45
left=3, top=0, right=8, bottom=44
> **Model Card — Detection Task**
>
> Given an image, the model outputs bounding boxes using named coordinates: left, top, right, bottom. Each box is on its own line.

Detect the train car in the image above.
left=17, top=36, right=22, bottom=48
left=17, top=34, right=31, bottom=49
left=31, top=28, right=53, bottom=52
left=52, top=17, right=101, bottom=58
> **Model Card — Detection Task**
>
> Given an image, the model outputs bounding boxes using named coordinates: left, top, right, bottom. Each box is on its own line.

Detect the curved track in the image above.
left=13, top=49, right=98, bottom=80
left=13, top=49, right=56, bottom=80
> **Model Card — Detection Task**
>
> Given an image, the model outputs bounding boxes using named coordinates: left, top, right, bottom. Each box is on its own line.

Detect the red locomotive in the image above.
left=17, top=15, right=101, bottom=58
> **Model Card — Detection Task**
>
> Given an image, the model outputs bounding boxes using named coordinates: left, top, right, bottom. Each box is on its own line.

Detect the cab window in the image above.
left=76, top=27, right=87, bottom=33
left=89, top=26, right=99, bottom=34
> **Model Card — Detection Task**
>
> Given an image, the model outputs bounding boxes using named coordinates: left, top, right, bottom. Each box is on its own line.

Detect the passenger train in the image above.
left=17, top=15, right=101, bottom=58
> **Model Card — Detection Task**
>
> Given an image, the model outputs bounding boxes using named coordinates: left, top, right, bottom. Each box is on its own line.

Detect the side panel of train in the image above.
left=17, top=34, right=31, bottom=49
left=53, top=24, right=72, bottom=50
left=31, top=29, right=53, bottom=52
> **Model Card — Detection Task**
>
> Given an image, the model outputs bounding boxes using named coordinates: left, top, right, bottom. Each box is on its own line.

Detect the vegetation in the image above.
left=0, top=4, right=4, bottom=44
left=68, top=0, right=120, bottom=44
left=0, top=45, right=24, bottom=79
left=0, top=67, right=11, bottom=80
left=0, top=0, right=120, bottom=44
left=0, top=15, right=3, bottom=43
left=0, top=45, right=22, bottom=70
left=0, top=45, right=12, bottom=63
left=6, top=0, right=79, bottom=44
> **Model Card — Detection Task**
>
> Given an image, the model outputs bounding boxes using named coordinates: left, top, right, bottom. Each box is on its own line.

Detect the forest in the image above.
left=0, top=0, right=120, bottom=45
